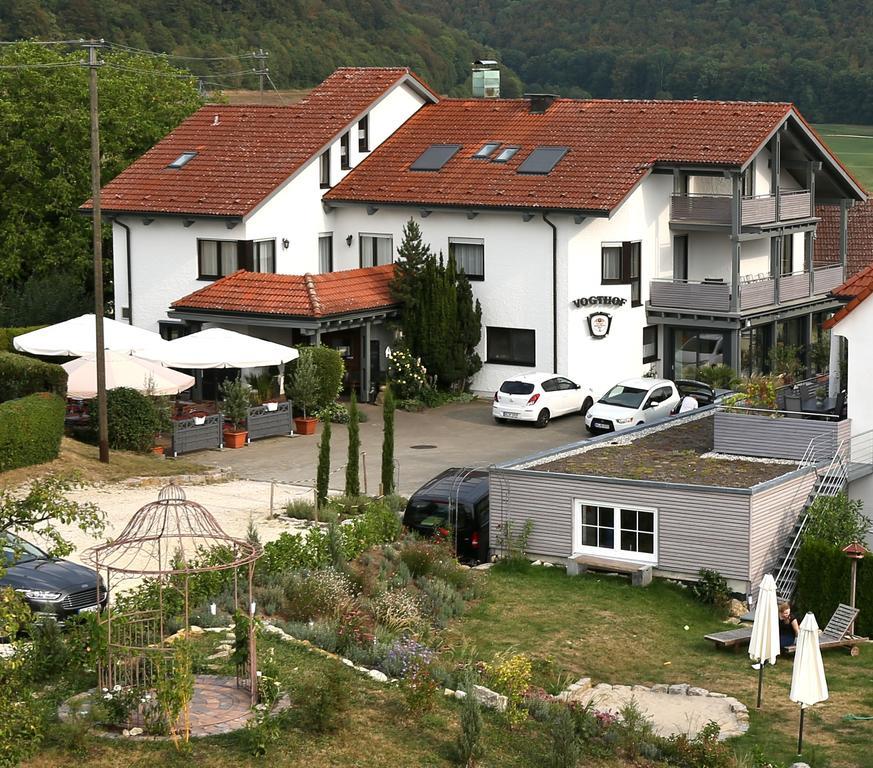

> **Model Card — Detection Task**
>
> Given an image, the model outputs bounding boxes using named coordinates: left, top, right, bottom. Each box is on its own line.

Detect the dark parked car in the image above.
left=402, top=468, right=489, bottom=563
left=1, top=533, right=107, bottom=623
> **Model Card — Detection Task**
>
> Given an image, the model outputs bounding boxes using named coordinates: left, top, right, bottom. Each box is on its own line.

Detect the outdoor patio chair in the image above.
left=784, top=392, right=802, bottom=416
left=834, top=390, right=847, bottom=419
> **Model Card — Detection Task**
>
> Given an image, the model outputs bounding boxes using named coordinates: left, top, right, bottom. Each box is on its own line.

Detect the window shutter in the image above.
left=238, top=240, right=254, bottom=272
left=621, top=242, right=632, bottom=284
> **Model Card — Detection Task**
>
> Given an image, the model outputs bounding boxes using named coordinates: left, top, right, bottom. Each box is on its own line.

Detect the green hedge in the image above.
left=88, top=387, right=157, bottom=452
left=0, top=351, right=67, bottom=402
left=0, top=325, right=43, bottom=352
left=795, top=539, right=872, bottom=636
left=0, top=393, right=65, bottom=472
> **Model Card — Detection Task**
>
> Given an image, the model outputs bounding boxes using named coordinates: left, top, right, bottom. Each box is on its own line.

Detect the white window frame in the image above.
left=571, top=499, right=657, bottom=564
left=448, top=237, right=485, bottom=280
left=318, top=233, right=334, bottom=274
left=359, top=233, right=393, bottom=267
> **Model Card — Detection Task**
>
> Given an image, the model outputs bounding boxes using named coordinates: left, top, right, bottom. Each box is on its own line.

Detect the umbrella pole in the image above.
left=797, top=705, right=805, bottom=755
left=756, top=663, right=764, bottom=709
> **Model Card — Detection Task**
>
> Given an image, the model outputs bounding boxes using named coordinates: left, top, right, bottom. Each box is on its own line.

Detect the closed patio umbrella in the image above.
left=62, top=352, right=195, bottom=398
left=12, top=313, right=164, bottom=357
left=790, top=612, right=829, bottom=755
left=748, top=573, right=780, bottom=708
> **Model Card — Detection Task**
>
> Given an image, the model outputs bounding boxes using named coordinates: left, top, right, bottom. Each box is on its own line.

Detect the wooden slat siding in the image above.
left=713, top=411, right=841, bottom=460
left=741, top=196, right=776, bottom=225
left=780, top=191, right=812, bottom=220
left=247, top=402, right=293, bottom=441
left=489, top=468, right=752, bottom=581
left=780, top=272, right=811, bottom=301
left=748, top=469, right=816, bottom=589
left=649, top=280, right=731, bottom=311
left=671, top=194, right=731, bottom=225
left=739, top=278, right=775, bottom=309
left=172, top=414, right=223, bottom=455
left=813, top=264, right=844, bottom=294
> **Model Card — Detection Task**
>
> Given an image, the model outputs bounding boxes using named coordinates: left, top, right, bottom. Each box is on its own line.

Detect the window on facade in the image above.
left=781, top=235, right=794, bottom=275
left=319, top=149, right=331, bottom=189
left=360, top=234, right=393, bottom=267
left=448, top=238, right=484, bottom=280
left=742, top=165, right=754, bottom=197
left=158, top=320, right=192, bottom=341
left=486, top=327, right=535, bottom=366
left=340, top=132, right=351, bottom=170
left=198, top=239, right=238, bottom=279
left=601, top=242, right=641, bottom=307
left=601, top=245, right=622, bottom=282
left=643, top=326, right=658, bottom=364
left=319, top=234, right=334, bottom=274
left=358, top=114, right=369, bottom=152
left=575, top=502, right=656, bottom=561
left=253, top=240, right=275, bottom=273
left=673, top=235, right=688, bottom=281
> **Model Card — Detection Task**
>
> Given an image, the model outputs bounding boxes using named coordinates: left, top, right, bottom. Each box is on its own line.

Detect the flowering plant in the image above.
left=95, top=684, right=147, bottom=726
left=386, top=638, right=438, bottom=713
left=386, top=346, right=428, bottom=400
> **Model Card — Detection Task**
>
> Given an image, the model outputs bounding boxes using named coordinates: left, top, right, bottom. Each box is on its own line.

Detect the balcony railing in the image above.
left=649, top=264, right=844, bottom=314
left=670, top=190, right=812, bottom=227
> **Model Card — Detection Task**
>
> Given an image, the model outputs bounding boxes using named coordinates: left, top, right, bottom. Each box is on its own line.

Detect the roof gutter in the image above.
left=542, top=213, right=558, bottom=374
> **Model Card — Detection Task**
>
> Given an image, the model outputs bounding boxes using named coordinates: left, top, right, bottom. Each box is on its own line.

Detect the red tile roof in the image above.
left=824, top=261, right=873, bottom=329
left=325, top=98, right=794, bottom=213
left=172, top=264, right=397, bottom=318
left=90, top=68, right=434, bottom=217
left=815, top=200, right=873, bottom=277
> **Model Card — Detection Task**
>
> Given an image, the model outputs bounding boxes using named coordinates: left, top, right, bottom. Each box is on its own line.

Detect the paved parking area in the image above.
left=195, top=398, right=590, bottom=495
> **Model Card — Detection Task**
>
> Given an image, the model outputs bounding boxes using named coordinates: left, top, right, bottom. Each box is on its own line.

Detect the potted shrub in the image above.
left=288, top=350, right=320, bottom=435
left=816, top=386, right=827, bottom=408
left=220, top=377, right=250, bottom=448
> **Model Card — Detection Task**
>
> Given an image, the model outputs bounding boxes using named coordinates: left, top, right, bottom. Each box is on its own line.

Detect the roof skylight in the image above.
left=168, top=152, right=197, bottom=169
left=492, top=146, right=519, bottom=163
left=517, top=146, right=568, bottom=174
left=474, top=142, right=501, bottom=159
left=410, top=144, right=461, bottom=171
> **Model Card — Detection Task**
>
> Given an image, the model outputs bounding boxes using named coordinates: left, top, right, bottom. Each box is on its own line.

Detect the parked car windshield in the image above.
left=598, top=385, right=648, bottom=409
left=2, top=533, right=46, bottom=566
left=499, top=381, right=535, bottom=395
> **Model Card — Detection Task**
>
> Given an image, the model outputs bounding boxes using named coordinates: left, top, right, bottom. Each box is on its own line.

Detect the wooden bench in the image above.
left=566, top=555, right=653, bottom=587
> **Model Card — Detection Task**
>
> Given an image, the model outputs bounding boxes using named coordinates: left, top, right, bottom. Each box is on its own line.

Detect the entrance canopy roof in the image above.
left=13, top=313, right=163, bottom=357
left=137, top=327, right=299, bottom=369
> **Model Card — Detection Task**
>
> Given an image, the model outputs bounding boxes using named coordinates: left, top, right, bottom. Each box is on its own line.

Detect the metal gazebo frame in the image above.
left=84, top=483, right=262, bottom=712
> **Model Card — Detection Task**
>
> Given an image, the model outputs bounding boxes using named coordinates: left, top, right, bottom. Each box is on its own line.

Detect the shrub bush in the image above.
left=287, top=345, right=344, bottom=412
left=0, top=351, right=67, bottom=402
left=802, top=493, right=871, bottom=548
left=0, top=393, right=65, bottom=472
left=294, top=666, right=348, bottom=734
left=282, top=569, right=354, bottom=622
left=89, top=387, right=157, bottom=452
left=690, top=569, right=732, bottom=611
left=795, top=538, right=851, bottom=626
left=0, top=325, right=44, bottom=352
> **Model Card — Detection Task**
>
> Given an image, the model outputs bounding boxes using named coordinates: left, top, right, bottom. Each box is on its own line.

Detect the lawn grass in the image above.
left=0, top=437, right=206, bottom=489
left=814, top=123, right=873, bottom=192
left=447, top=564, right=873, bottom=767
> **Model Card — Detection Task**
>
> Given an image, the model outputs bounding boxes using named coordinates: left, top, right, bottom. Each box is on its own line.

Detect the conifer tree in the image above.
left=381, top=384, right=396, bottom=496
left=391, top=218, right=432, bottom=353
left=316, top=419, right=331, bottom=509
left=345, top=392, right=360, bottom=497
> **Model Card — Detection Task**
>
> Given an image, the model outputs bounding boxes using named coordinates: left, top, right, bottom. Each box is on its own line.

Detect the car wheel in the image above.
left=494, top=416, right=505, bottom=424
left=580, top=397, right=593, bottom=417
left=535, top=409, right=551, bottom=428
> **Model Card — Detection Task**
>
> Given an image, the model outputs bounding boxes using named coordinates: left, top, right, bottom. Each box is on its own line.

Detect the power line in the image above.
left=0, top=61, right=83, bottom=69
left=105, top=41, right=257, bottom=61
left=0, top=39, right=87, bottom=45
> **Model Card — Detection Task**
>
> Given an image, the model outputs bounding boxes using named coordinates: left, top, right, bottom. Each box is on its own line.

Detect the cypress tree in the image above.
left=345, top=392, right=360, bottom=497
left=455, top=265, right=483, bottom=384
left=381, top=383, right=395, bottom=496
left=316, top=418, right=331, bottom=509
left=392, top=218, right=431, bottom=353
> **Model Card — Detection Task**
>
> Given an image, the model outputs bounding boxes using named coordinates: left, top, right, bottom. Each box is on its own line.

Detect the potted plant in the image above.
left=816, top=386, right=827, bottom=408
left=220, top=377, right=250, bottom=448
left=288, top=350, right=319, bottom=435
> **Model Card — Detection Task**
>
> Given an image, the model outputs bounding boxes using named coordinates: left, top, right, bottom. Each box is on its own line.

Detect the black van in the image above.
left=402, top=468, right=489, bottom=563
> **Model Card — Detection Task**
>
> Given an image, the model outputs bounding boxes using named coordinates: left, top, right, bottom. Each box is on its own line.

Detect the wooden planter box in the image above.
left=713, top=411, right=851, bottom=461
left=171, top=414, right=223, bottom=456
left=247, top=402, right=293, bottom=442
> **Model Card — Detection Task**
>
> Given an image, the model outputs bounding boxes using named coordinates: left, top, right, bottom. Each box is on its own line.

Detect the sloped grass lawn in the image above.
left=447, top=564, right=873, bottom=768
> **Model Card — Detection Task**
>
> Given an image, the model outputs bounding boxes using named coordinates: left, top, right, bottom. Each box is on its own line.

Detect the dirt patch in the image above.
left=536, top=418, right=791, bottom=488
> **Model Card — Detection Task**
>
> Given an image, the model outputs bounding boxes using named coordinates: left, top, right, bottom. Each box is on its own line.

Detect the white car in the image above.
left=493, top=372, right=594, bottom=428
left=585, top=377, right=680, bottom=434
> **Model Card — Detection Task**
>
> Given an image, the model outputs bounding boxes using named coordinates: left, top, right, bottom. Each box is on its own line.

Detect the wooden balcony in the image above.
left=670, top=190, right=812, bottom=227
left=648, top=264, right=844, bottom=315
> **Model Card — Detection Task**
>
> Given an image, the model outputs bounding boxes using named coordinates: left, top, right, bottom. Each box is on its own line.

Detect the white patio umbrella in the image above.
left=136, top=327, right=299, bottom=369
left=790, top=612, right=829, bottom=755
left=12, top=313, right=164, bottom=357
left=62, top=351, right=195, bottom=398
left=748, top=573, right=781, bottom=708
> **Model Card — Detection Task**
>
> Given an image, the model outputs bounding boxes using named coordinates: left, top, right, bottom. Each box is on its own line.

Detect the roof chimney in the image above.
left=525, top=93, right=558, bottom=114
left=472, top=60, right=500, bottom=98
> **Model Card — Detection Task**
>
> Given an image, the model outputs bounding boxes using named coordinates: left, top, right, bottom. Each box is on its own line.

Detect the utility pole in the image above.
left=253, top=49, right=269, bottom=102
left=86, top=39, right=109, bottom=463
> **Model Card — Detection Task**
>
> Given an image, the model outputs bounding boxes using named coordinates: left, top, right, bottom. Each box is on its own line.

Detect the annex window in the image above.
left=360, top=234, right=393, bottom=267
left=781, top=234, right=794, bottom=275
left=449, top=238, right=484, bottom=280
left=601, top=241, right=642, bottom=307
left=253, top=240, right=275, bottom=273
left=474, top=142, right=501, bottom=159
left=486, top=326, right=535, bottom=367
left=517, top=146, right=568, bottom=175
left=493, top=146, right=519, bottom=163
left=411, top=144, right=461, bottom=171
left=574, top=501, right=656, bottom=562
left=742, top=165, right=754, bottom=197
left=642, top=325, right=658, bottom=364
left=358, top=114, right=369, bottom=152
left=198, top=239, right=238, bottom=280
left=319, top=149, right=331, bottom=189
left=319, top=233, right=334, bottom=274
left=340, top=132, right=351, bottom=170
left=168, top=151, right=196, bottom=169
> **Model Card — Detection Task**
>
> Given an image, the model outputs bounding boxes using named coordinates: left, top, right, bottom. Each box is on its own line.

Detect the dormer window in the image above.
left=340, top=132, right=351, bottom=170
left=492, top=146, right=519, bottom=163
left=474, top=142, right=500, bottom=159
left=358, top=114, right=369, bottom=153
left=320, top=149, right=331, bottom=189
left=168, top=152, right=197, bottom=169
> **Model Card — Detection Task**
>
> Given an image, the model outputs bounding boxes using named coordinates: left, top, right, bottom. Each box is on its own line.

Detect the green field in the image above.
left=814, top=123, right=873, bottom=192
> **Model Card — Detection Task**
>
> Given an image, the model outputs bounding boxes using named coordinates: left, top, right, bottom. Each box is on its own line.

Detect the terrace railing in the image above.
left=670, top=190, right=811, bottom=227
